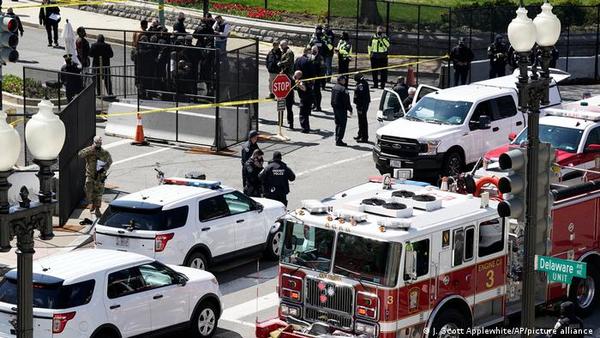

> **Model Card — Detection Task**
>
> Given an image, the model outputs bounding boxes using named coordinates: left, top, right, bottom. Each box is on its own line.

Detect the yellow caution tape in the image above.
left=9, top=118, right=24, bottom=127
left=8, top=55, right=446, bottom=126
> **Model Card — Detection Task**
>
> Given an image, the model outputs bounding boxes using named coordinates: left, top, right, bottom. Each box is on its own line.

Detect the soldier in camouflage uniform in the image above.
left=78, top=136, right=112, bottom=217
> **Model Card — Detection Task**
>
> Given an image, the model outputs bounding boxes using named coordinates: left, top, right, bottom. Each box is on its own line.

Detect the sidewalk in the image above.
left=0, top=206, right=96, bottom=271
left=12, top=0, right=304, bottom=59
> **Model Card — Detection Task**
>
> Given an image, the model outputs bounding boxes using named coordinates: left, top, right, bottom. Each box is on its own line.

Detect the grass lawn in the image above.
left=212, top=0, right=600, bottom=17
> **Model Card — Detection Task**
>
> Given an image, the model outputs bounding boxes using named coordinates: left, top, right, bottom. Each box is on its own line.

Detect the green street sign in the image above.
left=535, top=255, right=587, bottom=284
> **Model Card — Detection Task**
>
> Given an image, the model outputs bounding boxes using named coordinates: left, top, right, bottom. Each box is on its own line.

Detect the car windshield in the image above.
left=333, top=232, right=401, bottom=287
left=99, top=205, right=188, bottom=231
left=0, top=278, right=94, bottom=309
left=405, top=96, right=472, bottom=125
left=513, top=125, right=583, bottom=152
left=280, top=221, right=335, bottom=273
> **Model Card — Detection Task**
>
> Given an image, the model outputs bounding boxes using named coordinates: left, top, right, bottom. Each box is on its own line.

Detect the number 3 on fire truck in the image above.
left=486, top=270, right=494, bottom=288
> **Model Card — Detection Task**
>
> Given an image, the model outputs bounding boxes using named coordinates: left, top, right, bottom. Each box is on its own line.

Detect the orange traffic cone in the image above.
left=131, top=113, right=149, bottom=146
left=407, top=65, right=416, bottom=87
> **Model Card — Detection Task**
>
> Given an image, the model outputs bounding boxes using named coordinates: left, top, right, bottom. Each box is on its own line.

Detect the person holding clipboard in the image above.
left=39, top=0, right=60, bottom=47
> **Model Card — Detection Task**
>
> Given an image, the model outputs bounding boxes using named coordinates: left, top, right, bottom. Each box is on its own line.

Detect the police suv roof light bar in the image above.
left=163, top=177, right=221, bottom=189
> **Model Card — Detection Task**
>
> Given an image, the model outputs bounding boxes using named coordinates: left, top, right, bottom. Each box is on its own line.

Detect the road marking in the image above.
left=297, top=153, right=371, bottom=178
left=112, top=147, right=172, bottom=166
left=103, top=139, right=131, bottom=150
left=221, top=292, right=279, bottom=325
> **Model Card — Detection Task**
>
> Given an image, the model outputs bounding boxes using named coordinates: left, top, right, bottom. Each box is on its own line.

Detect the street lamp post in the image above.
left=507, top=1, right=561, bottom=336
left=0, top=100, right=65, bottom=338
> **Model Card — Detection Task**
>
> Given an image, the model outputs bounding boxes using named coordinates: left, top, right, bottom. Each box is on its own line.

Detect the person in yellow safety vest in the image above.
left=336, top=32, right=352, bottom=76
left=368, top=26, right=390, bottom=89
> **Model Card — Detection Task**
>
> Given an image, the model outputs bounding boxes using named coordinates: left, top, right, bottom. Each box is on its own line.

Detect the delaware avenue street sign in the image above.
left=535, top=255, right=586, bottom=284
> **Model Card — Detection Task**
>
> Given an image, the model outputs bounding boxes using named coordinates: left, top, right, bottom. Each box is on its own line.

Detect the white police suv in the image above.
left=0, top=249, right=222, bottom=338
left=95, top=178, right=286, bottom=270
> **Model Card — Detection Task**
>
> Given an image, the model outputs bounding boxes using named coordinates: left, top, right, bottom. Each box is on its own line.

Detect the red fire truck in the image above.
left=256, top=177, right=600, bottom=338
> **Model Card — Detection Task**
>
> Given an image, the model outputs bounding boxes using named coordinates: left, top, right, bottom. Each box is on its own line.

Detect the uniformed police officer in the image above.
left=259, top=151, right=296, bottom=207
left=487, top=34, right=509, bottom=79
left=353, top=73, right=371, bottom=143
left=78, top=136, right=112, bottom=218
left=307, top=25, right=333, bottom=90
left=450, top=38, right=474, bottom=86
left=368, top=26, right=390, bottom=89
left=294, top=70, right=313, bottom=133
left=243, top=149, right=264, bottom=198
left=241, top=130, right=260, bottom=186
left=331, top=76, right=352, bottom=147
left=336, top=32, right=352, bottom=75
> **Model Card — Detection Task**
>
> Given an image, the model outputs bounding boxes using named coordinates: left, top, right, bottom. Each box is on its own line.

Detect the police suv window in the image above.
left=478, top=219, right=505, bottom=257
left=223, top=191, right=253, bottom=215
left=199, top=196, right=230, bottom=222
left=584, top=126, right=600, bottom=148
left=107, top=268, right=146, bottom=299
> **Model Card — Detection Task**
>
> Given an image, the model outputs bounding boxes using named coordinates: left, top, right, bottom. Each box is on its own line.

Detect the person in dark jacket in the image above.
left=76, top=27, right=90, bottom=71
left=278, top=40, right=295, bottom=128
left=193, top=18, right=214, bottom=48
left=266, top=41, right=282, bottom=99
left=487, top=34, right=509, bottom=79
left=243, top=149, right=264, bottom=198
left=310, top=46, right=325, bottom=112
left=259, top=151, right=295, bottom=206
left=392, top=76, right=408, bottom=102
left=450, top=38, right=474, bottom=86
left=294, top=47, right=314, bottom=80
left=241, top=130, right=260, bottom=186
left=6, top=8, right=24, bottom=37
left=295, top=70, right=312, bottom=133
left=353, top=73, right=371, bottom=143
left=135, top=36, right=157, bottom=99
left=323, top=24, right=335, bottom=80
left=331, top=76, right=352, bottom=147
left=39, top=0, right=60, bottom=47
left=89, top=34, right=114, bottom=96
left=173, top=12, right=187, bottom=34
left=60, top=54, right=83, bottom=102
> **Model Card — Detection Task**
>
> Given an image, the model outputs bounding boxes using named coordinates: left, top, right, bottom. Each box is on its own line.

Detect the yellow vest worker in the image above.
left=368, top=26, right=390, bottom=89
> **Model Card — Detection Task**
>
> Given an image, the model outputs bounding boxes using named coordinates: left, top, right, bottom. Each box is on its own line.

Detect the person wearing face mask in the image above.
left=487, top=34, right=509, bottom=79
left=307, top=25, right=332, bottom=90
left=310, top=45, right=325, bottom=112
left=173, top=12, right=187, bottom=34
left=243, top=149, right=265, bottom=197
left=60, top=54, right=83, bottom=102
left=336, top=32, right=352, bottom=75
left=450, top=37, right=474, bottom=86
left=78, top=136, right=112, bottom=218
left=368, top=26, right=390, bottom=89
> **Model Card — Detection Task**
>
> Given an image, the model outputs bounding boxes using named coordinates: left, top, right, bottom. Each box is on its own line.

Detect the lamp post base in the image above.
left=33, top=159, right=56, bottom=204
left=0, top=170, right=13, bottom=214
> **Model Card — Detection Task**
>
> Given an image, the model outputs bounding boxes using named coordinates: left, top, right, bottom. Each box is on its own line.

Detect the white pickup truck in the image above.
left=373, top=71, right=569, bottom=178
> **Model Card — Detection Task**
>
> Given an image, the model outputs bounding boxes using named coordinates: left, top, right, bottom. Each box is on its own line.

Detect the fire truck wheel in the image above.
left=266, top=229, right=283, bottom=259
left=569, top=263, right=599, bottom=316
left=430, top=308, right=470, bottom=338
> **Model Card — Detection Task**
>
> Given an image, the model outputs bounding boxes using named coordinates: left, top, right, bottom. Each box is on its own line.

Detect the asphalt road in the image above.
left=10, top=26, right=600, bottom=338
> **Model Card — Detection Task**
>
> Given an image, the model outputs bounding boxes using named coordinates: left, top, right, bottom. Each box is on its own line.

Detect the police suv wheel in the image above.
left=266, top=230, right=283, bottom=259
left=187, top=252, right=208, bottom=271
left=430, top=308, right=469, bottom=338
left=191, top=301, right=218, bottom=337
left=569, top=263, right=600, bottom=317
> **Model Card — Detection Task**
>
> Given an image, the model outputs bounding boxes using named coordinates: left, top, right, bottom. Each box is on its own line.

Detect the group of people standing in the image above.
left=131, top=14, right=230, bottom=100
left=241, top=131, right=296, bottom=207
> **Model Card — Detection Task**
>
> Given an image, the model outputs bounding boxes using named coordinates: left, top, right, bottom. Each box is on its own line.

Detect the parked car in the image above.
left=484, top=102, right=600, bottom=182
left=373, top=70, right=569, bottom=178
left=95, top=178, right=286, bottom=271
left=0, top=249, right=222, bottom=338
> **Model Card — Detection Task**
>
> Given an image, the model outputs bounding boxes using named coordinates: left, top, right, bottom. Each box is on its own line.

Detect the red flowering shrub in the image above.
left=211, top=3, right=284, bottom=21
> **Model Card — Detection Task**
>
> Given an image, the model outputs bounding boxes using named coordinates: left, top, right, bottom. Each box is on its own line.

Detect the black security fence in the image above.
left=12, top=67, right=96, bottom=225
left=82, top=28, right=259, bottom=150
left=325, top=1, right=600, bottom=81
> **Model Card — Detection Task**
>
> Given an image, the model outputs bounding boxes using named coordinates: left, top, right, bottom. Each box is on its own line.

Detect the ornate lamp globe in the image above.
left=507, top=6, right=537, bottom=53
left=0, top=111, right=20, bottom=171
left=25, top=100, right=66, bottom=161
left=533, top=1, right=561, bottom=47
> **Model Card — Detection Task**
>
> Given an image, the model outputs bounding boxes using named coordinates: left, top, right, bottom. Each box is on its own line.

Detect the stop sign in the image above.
left=272, top=74, right=292, bottom=100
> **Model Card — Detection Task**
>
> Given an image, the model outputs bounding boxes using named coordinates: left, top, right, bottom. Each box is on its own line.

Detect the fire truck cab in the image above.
left=257, top=177, right=600, bottom=338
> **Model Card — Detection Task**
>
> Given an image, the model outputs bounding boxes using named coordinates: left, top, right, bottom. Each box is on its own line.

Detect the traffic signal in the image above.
left=497, top=147, right=527, bottom=223
left=534, top=142, right=555, bottom=255
left=0, top=15, right=19, bottom=63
